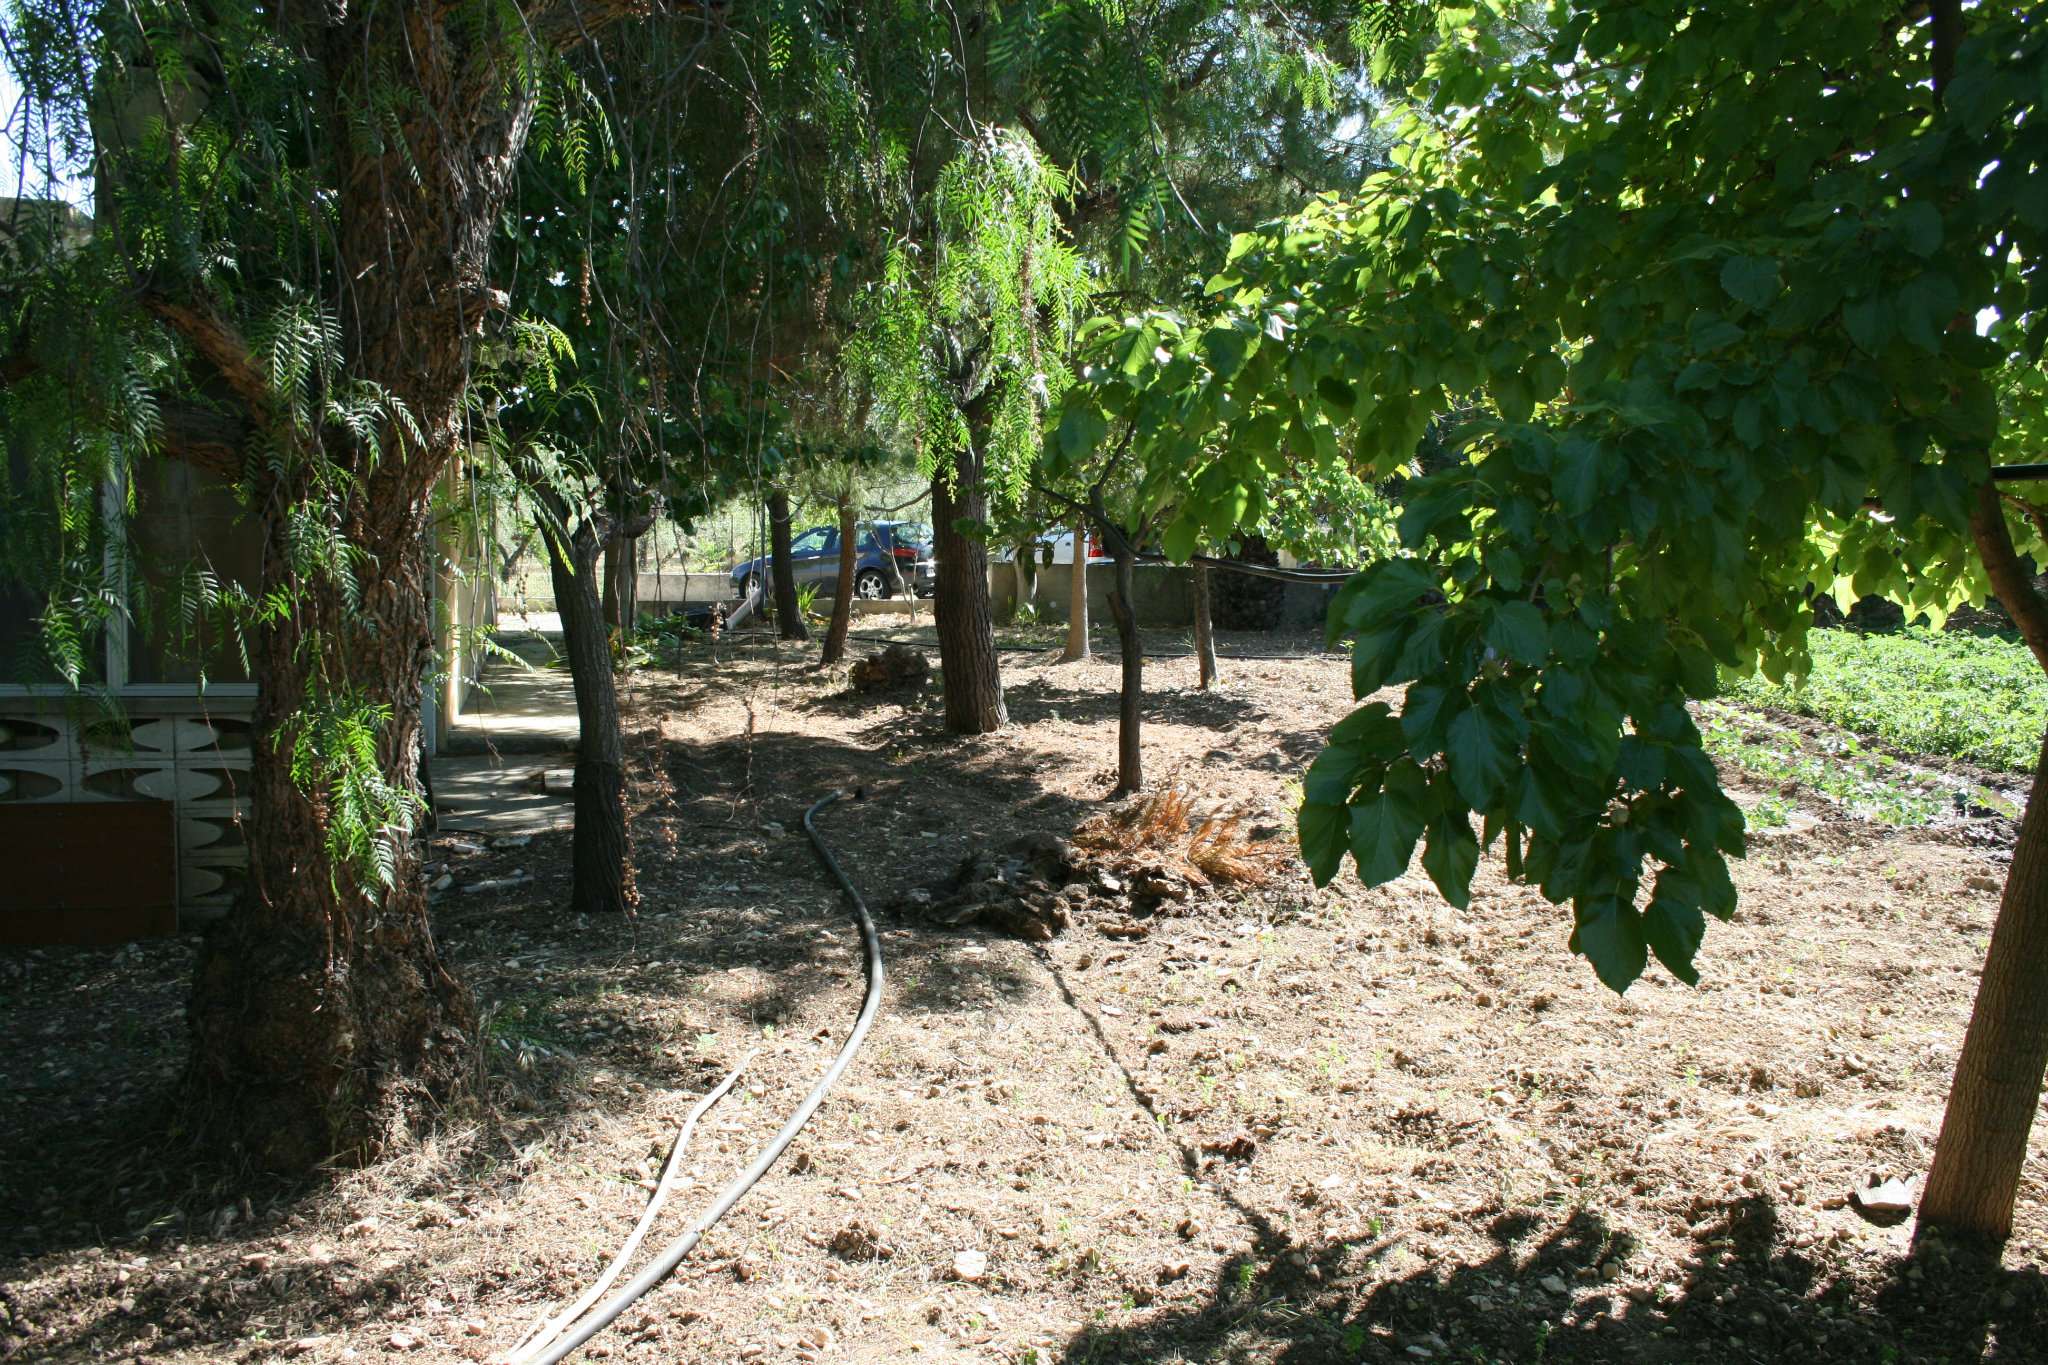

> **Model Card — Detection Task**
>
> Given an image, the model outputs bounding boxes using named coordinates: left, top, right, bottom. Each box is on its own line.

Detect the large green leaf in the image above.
left=1719, top=254, right=1781, bottom=311
left=1446, top=704, right=1517, bottom=808
left=1347, top=785, right=1426, bottom=887
left=1485, top=600, right=1549, bottom=664
left=1420, top=813, right=1480, bottom=908
left=1571, top=898, right=1648, bottom=993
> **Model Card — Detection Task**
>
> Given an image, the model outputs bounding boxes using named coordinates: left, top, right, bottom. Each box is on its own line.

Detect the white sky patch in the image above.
left=0, top=53, right=92, bottom=207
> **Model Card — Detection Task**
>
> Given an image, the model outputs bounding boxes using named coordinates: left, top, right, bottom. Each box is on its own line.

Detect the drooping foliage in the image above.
left=1062, top=0, right=2048, bottom=991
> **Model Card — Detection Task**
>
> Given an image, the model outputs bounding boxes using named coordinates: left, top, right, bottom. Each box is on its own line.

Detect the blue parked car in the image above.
left=730, top=520, right=935, bottom=601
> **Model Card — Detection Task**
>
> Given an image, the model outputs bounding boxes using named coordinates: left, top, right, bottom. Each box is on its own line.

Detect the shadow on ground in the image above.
left=1059, top=1197, right=2048, bottom=1364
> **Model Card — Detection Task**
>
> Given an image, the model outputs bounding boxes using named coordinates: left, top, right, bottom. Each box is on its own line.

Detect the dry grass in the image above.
left=1073, top=786, right=1292, bottom=887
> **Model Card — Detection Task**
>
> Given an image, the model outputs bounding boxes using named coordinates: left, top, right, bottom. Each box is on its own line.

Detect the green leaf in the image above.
left=1421, top=813, right=1480, bottom=908
left=1895, top=199, right=1943, bottom=257
left=1340, top=559, right=1438, bottom=634
left=1348, top=786, right=1425, bottom=887
left=1298, top=801, right=1348, bottom=887
left=1351, top=622, right=1409, bottom=697
left=1842, top=294, right=1892, bottom=354
left=1316, top=375, right=1358, bottom=413
left=1056, top=403, right=1107, bottom=460
left=1673, top=360, right=1720, bottom=393
left=1719, top=255, right=1781, bottom=311
left=1644, top=873, right=1706, bottom=985
left=1485, top=600, right=1549, bottom=665
left=1446, top=704, right=1517, bottom=808
left=1553, top=436, right=1607, bottom=514
left=1161, top=515, right=1200, bottom=564
left=1302, top=742, right=1362, bottom=806
left=1571, top=898, right=1648, bottom=993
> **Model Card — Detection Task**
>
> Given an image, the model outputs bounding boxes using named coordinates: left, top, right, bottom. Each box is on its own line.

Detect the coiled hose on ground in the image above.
left=518, top=789, right=886, bottom=1365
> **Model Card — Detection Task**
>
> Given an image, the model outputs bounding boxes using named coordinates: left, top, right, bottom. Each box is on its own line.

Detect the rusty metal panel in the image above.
left=0, top=801, right=178, bottom=943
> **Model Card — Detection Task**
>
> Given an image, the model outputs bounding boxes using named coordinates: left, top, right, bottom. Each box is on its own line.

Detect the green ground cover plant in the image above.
left=1723, top=627, right=2048, bottom=774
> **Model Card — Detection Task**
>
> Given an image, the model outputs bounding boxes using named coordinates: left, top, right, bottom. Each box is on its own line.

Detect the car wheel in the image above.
left=855, top=569, right=889, bottom=600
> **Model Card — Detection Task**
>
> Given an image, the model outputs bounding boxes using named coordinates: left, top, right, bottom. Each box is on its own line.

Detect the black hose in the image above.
left=523, top=790, right=886, bottom=1365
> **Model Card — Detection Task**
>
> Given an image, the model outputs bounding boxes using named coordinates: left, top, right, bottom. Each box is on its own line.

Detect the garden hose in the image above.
left=521, top=789, right=885, bottom=1365
left=509, top=1054, right=754, bottom=1363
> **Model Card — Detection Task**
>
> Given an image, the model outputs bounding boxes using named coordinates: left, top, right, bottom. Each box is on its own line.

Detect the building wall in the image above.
left=991, top=561, right=1341, bottom=632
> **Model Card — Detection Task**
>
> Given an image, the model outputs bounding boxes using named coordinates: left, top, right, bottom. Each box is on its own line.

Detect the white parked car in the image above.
left=994, top=529, right=1110, bottom=564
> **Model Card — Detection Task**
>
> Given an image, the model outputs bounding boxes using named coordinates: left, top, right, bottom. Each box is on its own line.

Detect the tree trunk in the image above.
left=1919, top=487, right=2048, bottom=1239
left=600, top=527, right=638, bottom=640
left=1920, top=724, right=2048, bottom=1240
left=1916, top=724, right=2048, bottom=1236
left=931, top=440, right=1007, bottom=733
left=180, top=2, right=617, bottom=1169
left=545, top=522, right=632, bottom=919
left=1108, top=544, right=1143, bottom=794
left=768, top=488, right=808, bottom=642
left=1193, top=563, right=1220, bottom=689
left=822, top=494, right=857, bottom=666
left=1063, top=520, right=1090, bottom=662
left=1014, top=550, right=1035, bottom=621
left=186, top=511, right=474, bottom=1172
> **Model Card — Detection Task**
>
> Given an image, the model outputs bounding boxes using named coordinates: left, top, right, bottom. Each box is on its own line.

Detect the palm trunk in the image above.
left=931, top=439, right=1006, bottom=733
left=1108, top=544, right=1143, bottom=794
left=822, top=494, right=857, bottom=666
left=768, top=488, right=808, bottom=642
left=545, top=523, right=631, bottom=918
left=1193, top=563, right=1220, bottom=689
left=1063, top=520, right=1090, bottom=662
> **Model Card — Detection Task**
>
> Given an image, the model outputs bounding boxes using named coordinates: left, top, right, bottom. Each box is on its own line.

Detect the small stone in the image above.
left=1539, top=1274, right=1569, bottom=1295
left=387, top=1331, right=416, bottom=1351
left=1851, top=1176, right=1915, bottom=1217
left=952, top=1249, right=989, bottom=1282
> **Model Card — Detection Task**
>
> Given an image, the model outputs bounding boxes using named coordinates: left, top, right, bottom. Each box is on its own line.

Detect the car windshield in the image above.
left=891, top=522, right=933, bottom=547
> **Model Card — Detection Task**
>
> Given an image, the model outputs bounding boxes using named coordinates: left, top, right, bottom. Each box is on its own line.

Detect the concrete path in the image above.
left=430, top=626, right=575, bottom=835
left=440, top=628, right=578, bottom=756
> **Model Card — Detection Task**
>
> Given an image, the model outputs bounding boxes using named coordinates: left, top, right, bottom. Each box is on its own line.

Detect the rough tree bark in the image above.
left=181, top=2, right=667, bottom=1171
left=1918, top=484, right=2048, bottom=1240
left=600, top=526, right=638, bottom=639
left=822, top=494, right=857, bottom=666
left=931, top=436, right=1007, bottom=733
left=767, top=488, right=808, bottom=642
left=1193, top=563, right=1220, bottom=689
left=544, top=520, right=631, bottom=918
left=1062, top=520, right=1090, bottom=662
left=1107, top=544, right=1143, bottom=794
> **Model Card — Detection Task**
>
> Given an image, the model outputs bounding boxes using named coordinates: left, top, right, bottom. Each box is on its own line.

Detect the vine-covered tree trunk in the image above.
left=545, top=523, right=631, bottom=919
left=768, top=488, right=808, bottom=642
left=1063, top=520, right=1090, bottom=662
left=1107, top=545, right=1143, bottom=794
left=932, top=439, right=1006, bottom=733
left=1193, top=563, right=1219, bottom=689
left=822, top=494, right=857, bottom=666
left=176, top=2, right=666, bottom=1170
left=186, top=504, right=473, bottom=1171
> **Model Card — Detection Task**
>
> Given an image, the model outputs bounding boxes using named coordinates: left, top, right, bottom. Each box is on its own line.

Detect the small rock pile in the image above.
left=848, top=643, right=929, bottom=692
left=896, top=788, right=1292, bottom=940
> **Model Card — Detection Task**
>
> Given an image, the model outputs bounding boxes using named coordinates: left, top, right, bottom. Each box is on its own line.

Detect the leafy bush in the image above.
left=1723, top=628, right=2048, bottom=773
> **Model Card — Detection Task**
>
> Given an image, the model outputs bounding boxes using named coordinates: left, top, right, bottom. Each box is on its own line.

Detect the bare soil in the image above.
left=4, top=627, right=2046, bottom=1364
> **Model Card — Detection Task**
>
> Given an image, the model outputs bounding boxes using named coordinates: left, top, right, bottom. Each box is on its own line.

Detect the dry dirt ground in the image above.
left=4, top=626, right=2048, bottom=1364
